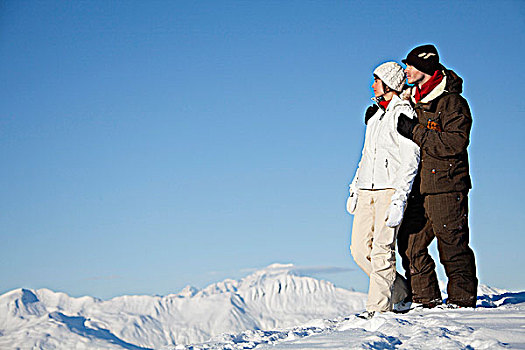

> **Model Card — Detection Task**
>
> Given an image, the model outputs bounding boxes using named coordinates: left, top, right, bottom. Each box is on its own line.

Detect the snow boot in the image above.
left=393, top=299, right=413, bottom=313
left=356, top=310, right=375, bottom=320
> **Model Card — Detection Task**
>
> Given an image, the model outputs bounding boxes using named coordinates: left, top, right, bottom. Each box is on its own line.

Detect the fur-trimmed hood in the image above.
left=444, top=68, right=463, bottom=94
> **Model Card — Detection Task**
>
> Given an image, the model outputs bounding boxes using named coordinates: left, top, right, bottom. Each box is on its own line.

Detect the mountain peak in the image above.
left=178, top=285, right=199, bottom=298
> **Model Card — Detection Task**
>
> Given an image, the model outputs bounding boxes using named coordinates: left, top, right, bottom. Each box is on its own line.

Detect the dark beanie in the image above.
left=402, top=44, right=440, bottom=75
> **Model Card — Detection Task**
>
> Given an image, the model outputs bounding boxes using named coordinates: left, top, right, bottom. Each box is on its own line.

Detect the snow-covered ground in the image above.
left=1, top=263, right=524, bottom=349
left=185, top=292, right=525, bottom=350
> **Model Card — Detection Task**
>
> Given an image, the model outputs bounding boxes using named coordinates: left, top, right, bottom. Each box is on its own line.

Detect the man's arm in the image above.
left=400, top=95, right=472, bottom=158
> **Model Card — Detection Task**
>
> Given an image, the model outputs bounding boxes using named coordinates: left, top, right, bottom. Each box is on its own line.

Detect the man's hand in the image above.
left=365, top=105, right=379, bottom=125
left=397, top=113, right=418, bottom=140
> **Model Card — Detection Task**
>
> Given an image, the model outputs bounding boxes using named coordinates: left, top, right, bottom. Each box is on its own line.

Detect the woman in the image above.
left=347, top=61, right=420, bottom=319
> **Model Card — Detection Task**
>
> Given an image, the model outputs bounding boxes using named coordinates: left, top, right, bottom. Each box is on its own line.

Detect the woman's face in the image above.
left=372, top=77, right=385, bottom=97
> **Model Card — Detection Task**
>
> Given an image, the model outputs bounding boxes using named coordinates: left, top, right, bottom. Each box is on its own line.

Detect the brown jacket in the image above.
left=408, top=68, right=472, bottom=194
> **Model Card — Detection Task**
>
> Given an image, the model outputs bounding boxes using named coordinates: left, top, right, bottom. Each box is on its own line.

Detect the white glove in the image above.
left=385, top=200, right=405, bottom=228
left=346, top=190, right=358, bottom=215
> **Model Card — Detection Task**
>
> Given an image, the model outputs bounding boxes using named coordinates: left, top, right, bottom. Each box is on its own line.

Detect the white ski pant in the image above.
left=350, top=189, right=409, bottom=312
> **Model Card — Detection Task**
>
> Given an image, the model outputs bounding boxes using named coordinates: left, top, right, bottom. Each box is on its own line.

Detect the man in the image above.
left=396, top=44, right=478, bottom=308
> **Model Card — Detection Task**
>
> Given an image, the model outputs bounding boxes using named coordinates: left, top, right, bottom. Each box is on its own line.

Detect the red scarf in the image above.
left=379, top=99, right=391, bottom=110
left=414, top=70, right=444, bottom=103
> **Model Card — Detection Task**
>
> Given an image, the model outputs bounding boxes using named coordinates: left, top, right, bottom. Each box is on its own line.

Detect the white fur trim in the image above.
left=420, top=73, right=447, bottom=103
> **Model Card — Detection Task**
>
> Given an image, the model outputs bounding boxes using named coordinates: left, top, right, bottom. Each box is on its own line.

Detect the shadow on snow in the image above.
left=477, top=291, right=525, bottom=308
left=49, top=312, right=152, bottom=350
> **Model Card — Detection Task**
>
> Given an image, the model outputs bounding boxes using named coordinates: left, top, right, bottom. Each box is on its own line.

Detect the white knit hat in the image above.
left=373, top=61, right=405, bottom=92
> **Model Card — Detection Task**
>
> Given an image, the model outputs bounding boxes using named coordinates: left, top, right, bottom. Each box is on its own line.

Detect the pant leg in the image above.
left=350, top=190, right=375, bottom=276
left=426, top=191, right=478, bottom=307
left=400, top=194, right=441, bottom=303
left=397, top=192, right=425, bottom=299
left=397, top=175, right=422, bottom=290
left=367, top=189, right=397, bottom=312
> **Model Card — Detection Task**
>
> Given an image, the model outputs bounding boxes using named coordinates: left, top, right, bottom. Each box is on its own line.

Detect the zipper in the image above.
left=370, top=109, right=387, bottom=189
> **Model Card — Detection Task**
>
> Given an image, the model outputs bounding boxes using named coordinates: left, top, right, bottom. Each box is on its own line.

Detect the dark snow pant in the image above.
left=397, top=191, right=478, bottom=307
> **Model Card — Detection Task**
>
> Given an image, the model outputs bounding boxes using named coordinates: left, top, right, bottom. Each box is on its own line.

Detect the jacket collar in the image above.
left=411, top=71, right=448, bottom=104
left=385, top=94, right=402, bottom=112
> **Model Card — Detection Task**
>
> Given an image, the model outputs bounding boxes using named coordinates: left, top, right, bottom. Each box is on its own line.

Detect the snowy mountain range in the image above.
left=0, top=263, right=367, bottom=349
left=2, top=263, right=524, bottom=349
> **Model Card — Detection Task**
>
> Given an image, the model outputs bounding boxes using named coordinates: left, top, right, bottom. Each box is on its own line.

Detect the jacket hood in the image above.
left=443, top=67, right=463, bottom=94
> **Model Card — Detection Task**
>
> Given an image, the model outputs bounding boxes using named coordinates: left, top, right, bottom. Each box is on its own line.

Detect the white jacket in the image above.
left=350, top=94, right=420, bottom=203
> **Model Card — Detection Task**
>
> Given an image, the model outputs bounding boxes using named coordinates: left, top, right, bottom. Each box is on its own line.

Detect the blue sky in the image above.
left=1, top=0, right=524, bottom=299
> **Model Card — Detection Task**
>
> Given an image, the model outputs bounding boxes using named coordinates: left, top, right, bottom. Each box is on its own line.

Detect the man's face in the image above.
left=405, top=64, right=426, bottom=85
left=372, top=77, right=385, bottom=97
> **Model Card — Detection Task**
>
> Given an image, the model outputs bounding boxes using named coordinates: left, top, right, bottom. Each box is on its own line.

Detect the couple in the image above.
left=347, top=44, right=478, bottom=319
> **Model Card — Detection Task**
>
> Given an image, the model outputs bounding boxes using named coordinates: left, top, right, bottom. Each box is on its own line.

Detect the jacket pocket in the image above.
left=421, top=159, right=455, bottom=193
left=421, top=110, right=443, bottom=132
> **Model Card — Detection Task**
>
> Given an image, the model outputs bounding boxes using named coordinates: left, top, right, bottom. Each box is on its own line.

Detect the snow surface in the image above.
left=1, top=263, right=524, bottom=349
